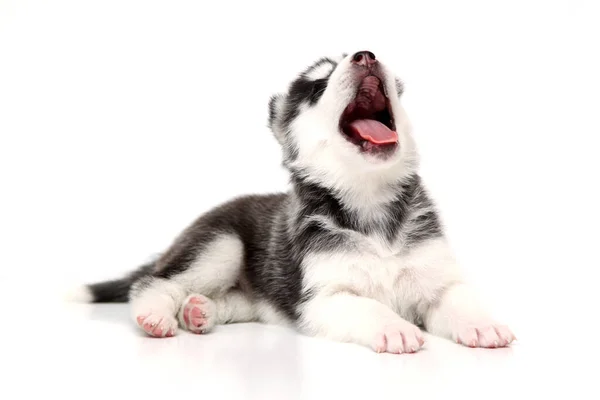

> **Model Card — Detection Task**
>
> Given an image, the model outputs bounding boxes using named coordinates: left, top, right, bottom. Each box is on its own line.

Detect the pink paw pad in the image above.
left=179, top=294, right=216, bottom=334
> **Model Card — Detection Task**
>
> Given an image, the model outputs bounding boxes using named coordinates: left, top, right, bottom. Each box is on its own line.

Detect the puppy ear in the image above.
left=268, top=93, right=287, bottom=144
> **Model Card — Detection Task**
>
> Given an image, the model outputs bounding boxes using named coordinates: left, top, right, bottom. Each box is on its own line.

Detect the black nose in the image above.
left=352, top=51, right=376, bottom=67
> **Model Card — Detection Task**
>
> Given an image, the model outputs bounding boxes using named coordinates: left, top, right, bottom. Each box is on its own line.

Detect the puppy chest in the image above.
left=349, top=257, right=430, bottom=309
left=311, top=252, right=454, bottom=313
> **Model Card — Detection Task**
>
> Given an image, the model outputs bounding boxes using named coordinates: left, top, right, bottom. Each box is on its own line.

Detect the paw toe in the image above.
left=373, top=333, right=387, bottom=353
left=455, top=322, right=515, bottom=348
left=402, top=331, right=423, bottom=353
left=477, top=326, right=500, bottom=348
left=385, top=331, right=405, bottom=354
left=494, top=325, right=515, bottom=346
left=136, top=314, right=177, bottom=338
left=375, top=322, right=424, bottom=354
left=456, top=328, right=479, bottom=348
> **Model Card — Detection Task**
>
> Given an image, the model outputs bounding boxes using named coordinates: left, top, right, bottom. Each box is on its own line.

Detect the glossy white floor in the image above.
left=1, top=279, right=595, bottom=400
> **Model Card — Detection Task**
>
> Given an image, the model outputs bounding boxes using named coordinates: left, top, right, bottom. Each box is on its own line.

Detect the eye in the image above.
left=308, top=78, right=328, bottom=104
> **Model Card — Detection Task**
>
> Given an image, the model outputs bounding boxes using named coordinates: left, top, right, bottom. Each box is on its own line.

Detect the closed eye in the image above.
left=309, top=78, right=328, bottom=104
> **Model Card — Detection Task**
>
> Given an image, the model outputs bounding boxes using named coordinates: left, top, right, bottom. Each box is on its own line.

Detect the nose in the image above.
left=351, top=51, right=377, bottom=67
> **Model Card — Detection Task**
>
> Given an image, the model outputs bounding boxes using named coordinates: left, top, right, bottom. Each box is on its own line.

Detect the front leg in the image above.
left=299, top=292, right=425, bottom=354
left=424, top=283, right=516, bottom=348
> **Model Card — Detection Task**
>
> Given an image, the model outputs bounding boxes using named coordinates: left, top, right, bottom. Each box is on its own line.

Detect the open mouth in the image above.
left=339, top=75, right=398, bottom=155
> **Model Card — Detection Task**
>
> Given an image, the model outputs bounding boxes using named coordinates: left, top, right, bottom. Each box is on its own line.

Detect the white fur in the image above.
left=130, top=239, right=293, bottom=331
left=303, top=61, right=335, bottom=81
left=425, top=283, right=515, bottom=347
left=128, top=233, right=291, bottom=334
left=300, top=292, right=424, bottom=353
left=130, top=278, right=186, bottom=324
left=255, top=300, right=293, bottom=327
left=128, top=234, right=247, bottom=335
left=298, top=236, right=463, bottom=351
left=64, top=285, right=93, bottom=303
left=285, top=54, right=515, bottom=352
left=301, top=236, right=461, bottom=314
left=111, top=52, right=514, bottom=348
left=288, top=56, right=418, bottom=220
left=172, top=234, right=244, bottom=296
left=179, top=291, right=292, bottom=329
left=180, top=290, right=260, bottom=328
left=213, top=291, right=256, bottom=324
left=137, top=312, right=178, bottom=337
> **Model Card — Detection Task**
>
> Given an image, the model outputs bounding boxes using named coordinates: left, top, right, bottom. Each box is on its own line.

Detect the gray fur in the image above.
left=86, top=52, right=443, bottom=325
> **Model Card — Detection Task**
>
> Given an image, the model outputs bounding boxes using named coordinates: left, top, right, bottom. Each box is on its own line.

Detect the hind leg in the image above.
left=131, top=234, right=246, bottom=337
left=178, top=289, right=256, bottom=334
left=130, top=276, right=186, bottom=337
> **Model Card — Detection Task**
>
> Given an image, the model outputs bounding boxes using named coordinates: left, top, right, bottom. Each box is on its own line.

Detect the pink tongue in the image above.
left=348, top=119, right=398, bottom=144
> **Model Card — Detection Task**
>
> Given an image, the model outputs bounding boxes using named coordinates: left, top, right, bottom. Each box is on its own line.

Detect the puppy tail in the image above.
left=66, top=262, right=155, bottom=303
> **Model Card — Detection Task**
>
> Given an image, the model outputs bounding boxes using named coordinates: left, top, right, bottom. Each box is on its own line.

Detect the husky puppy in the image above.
left=77, top=51, right=515, bottom=353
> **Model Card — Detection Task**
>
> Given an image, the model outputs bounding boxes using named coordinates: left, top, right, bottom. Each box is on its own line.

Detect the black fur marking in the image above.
left=281, top=58, right=339, bottom=130
left=291, top=173, right=442, bottom=245
left=86, top=175, right=442, bottom=317
left=268, top=94, right=283, bottom=130
left=87, top=262, right=155, bottom=303
left=405, top=209, right=443, bottom=247
left=282, top=77, right=327, bottom=128
left=269, top=56, right=344, bottom=168
left=153, top=194, right=286, bottom=279
left=146, top=194, right=306, bottom=320
left=295, top=216, right=358, bottom=255
left=395, top=78, right=405, bottom=96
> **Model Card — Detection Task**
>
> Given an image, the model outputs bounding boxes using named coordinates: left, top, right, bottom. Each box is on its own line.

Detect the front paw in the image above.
left=454, top=321, right=515, bottom=348
left=372, top=320, right=425, bottom=354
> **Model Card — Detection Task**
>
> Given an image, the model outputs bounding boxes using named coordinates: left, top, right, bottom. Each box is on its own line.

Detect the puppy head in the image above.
left=269, top=51, right=418, bottom=192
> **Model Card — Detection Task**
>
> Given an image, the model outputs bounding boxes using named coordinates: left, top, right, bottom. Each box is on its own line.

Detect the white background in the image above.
left=1, top=1, right=599, bottom=399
